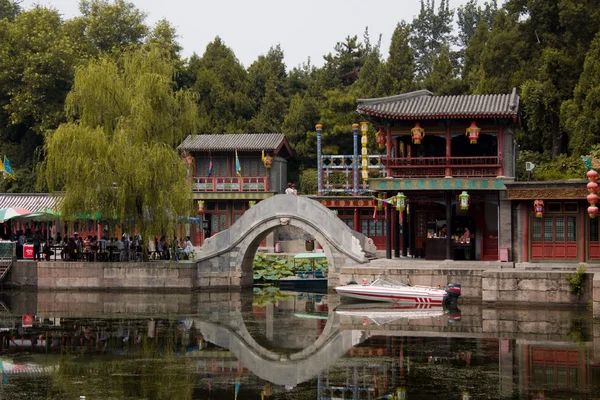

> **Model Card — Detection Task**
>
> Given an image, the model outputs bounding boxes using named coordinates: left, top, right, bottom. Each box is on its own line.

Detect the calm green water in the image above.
left=0, top=289, right=596, bottom=399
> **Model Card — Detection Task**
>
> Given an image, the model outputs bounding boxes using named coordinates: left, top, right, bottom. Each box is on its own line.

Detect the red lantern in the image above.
left=263, top=153, right=273, bottom=169
left=588, top=181, right=598, bottom=193
left=466, top=121, right=480, bottom=145
left=588, top=193, right=599, bottom=206
left=587, top=169, right=598, bottom=182
left=533, top=200, right=544, bottom=218
left=376, top=127, right=386, bottom=149
left=589, top=206, right=599, bottom=219
left=411, top=122, right=424, bottom=145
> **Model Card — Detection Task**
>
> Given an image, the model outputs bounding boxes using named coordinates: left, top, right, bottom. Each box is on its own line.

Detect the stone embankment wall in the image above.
left=8, top=261, right=199, bottom=291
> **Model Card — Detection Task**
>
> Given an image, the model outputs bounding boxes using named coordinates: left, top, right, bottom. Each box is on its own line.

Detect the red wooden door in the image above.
left=531, top=216, right=578, bottom=260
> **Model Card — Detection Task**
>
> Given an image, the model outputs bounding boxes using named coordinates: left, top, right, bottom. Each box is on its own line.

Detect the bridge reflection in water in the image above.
left=0, top=290, right=597, bottom=399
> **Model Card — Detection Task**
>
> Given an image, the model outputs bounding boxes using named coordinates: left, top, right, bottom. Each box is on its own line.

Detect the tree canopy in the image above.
left=40, top=46, right=198, bottom=238
left=1, top=0, right=600, bottom=195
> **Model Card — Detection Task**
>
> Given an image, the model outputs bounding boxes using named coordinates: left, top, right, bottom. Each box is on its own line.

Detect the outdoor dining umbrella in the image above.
left=15, top=209, right=60, bottom=222
left=0, top=207, right=31, bottom=223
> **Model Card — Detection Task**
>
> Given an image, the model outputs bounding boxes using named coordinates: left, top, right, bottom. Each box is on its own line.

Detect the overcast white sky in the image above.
left=21, top=0, right=475, bottom=69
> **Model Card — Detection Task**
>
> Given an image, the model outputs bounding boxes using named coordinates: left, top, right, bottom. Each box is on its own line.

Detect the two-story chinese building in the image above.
left=177, top=133, right=292, bottom=246
left=314, top=89, right=520, bottom=261
left=356, top=89, right=520, bottom=261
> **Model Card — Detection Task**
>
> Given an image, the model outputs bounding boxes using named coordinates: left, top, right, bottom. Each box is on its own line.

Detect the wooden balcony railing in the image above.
left=192, top=176, right=269, bottom=192
left=383, top=156, right=501, bottom=178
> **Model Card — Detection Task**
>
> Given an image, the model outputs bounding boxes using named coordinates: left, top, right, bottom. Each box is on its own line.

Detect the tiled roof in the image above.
left=0, top=194, right=62, bottom=212
left=178, top=133, right=292, bottom=156
left=357, top=88, right=520, bottom=120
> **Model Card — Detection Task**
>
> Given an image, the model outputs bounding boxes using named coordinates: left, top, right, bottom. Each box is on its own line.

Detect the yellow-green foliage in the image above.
left=40, top=46, right=199, bottom=239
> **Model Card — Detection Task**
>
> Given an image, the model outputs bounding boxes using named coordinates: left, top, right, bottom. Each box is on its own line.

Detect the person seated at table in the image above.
left=183, top=236, right=194, bottom=260
left=67, top=236, right=78, bottom=260
left=43, top=239, right=55, bottom=261
left=439, top=225, right=447, bottom=238
left=60, top=237, right=68, bottom=260
left=462, top=227, right=471, bottom=240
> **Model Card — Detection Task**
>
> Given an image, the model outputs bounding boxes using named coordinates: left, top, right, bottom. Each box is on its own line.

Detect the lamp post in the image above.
left=316, top=124, right=323, bottom=195
left=352, top=124, right=359, bottom=195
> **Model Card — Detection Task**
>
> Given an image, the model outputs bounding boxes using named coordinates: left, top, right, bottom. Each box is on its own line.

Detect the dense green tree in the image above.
left=561, top=31, right=600, bottom=156
left=474, top=10, right=525, bottom=94
left=0, top=6, right=85, bottom=192
left=462, top=20, right=489, bottom=92
left=282, top=93, right=320, bottom=161
left=41, top=46, right=198, bottom=238
left=322, top=35, right=367, bottom=85
left=146, top=19, right=182, bottom=60
left=0, top=0, right=20, bottom=21
left=193, top=37, right=254, bottom=133
left=353, top=35, right=384, bottom=98
left=247, top=45, right=287, bottom=108
left=378, top=21, right=414, bottom=95
left=411, top=0, right=455, bottom=81
left=78, top=0, right=148, bottom=53
left=457, top=0, right=497, bottom=49
left=424, top=45, right=464, bottom=95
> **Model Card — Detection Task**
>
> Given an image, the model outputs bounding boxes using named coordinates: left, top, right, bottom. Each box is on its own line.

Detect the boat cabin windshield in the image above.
left=370, top=278, right=408, bottom=287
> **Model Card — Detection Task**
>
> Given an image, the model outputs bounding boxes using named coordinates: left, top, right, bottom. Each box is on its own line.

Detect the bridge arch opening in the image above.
left=237, top=218, right=338, bottom=286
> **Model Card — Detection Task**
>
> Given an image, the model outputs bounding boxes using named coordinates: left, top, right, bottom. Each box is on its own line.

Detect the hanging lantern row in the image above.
left=360, top=122, right=369, bottom=182
left=533, top=199, right=544, bottom=218
left=411, top=122, right=424, bottom=145
left=466, top=121, right=480, bottom=145
left=459, top=191, right=470, bottom=211
left=410, top=121, right=480, bottom=145
left=587, top=169, right=599, bottom=218
left=376, top=127, right=386, bottom=149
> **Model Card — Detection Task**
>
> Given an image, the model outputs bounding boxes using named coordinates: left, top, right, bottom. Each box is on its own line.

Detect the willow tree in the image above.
left=40, top=46, right=198, bottom=239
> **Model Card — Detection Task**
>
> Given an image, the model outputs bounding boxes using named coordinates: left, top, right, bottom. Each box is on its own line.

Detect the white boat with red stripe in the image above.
left=335, top=278, right=461, bottom=305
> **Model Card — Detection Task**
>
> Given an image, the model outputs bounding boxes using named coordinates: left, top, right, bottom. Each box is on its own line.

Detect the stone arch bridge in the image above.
left=196, top=195, right=376, bottom=287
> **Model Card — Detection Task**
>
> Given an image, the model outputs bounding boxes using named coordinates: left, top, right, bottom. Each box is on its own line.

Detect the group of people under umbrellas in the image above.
left=14, top=228, right=195, bottom=261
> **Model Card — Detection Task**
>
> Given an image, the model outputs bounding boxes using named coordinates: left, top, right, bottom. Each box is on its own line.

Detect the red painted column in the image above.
left=580, top=200, right=586, bottom=262
left=386, top=125, right=392, bottom=177
left=523, top=202, right=529, bottom=262
left=445, top=124, right=451, bottom=177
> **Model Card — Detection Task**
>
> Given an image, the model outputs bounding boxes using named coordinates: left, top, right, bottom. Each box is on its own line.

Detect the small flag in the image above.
left=207, top=157, right=213, bottom=177
left=373, top=206, right=377, bottom=222
left=235, top=150, right=242, bottom=177
left=261, top=150, right=265, bottom=163
left=3, top=156, right=13, bottom=177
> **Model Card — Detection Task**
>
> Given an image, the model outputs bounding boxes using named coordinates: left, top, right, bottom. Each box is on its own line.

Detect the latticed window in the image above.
left=533, top=216, right=577, bottom=243
left=240, top=158, right=266, bottom=176
left=544, top=218, right=553, bottom=241
left=567, top=217, right=576, bottom=242
left=532, top=219, right=542, bottom=242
